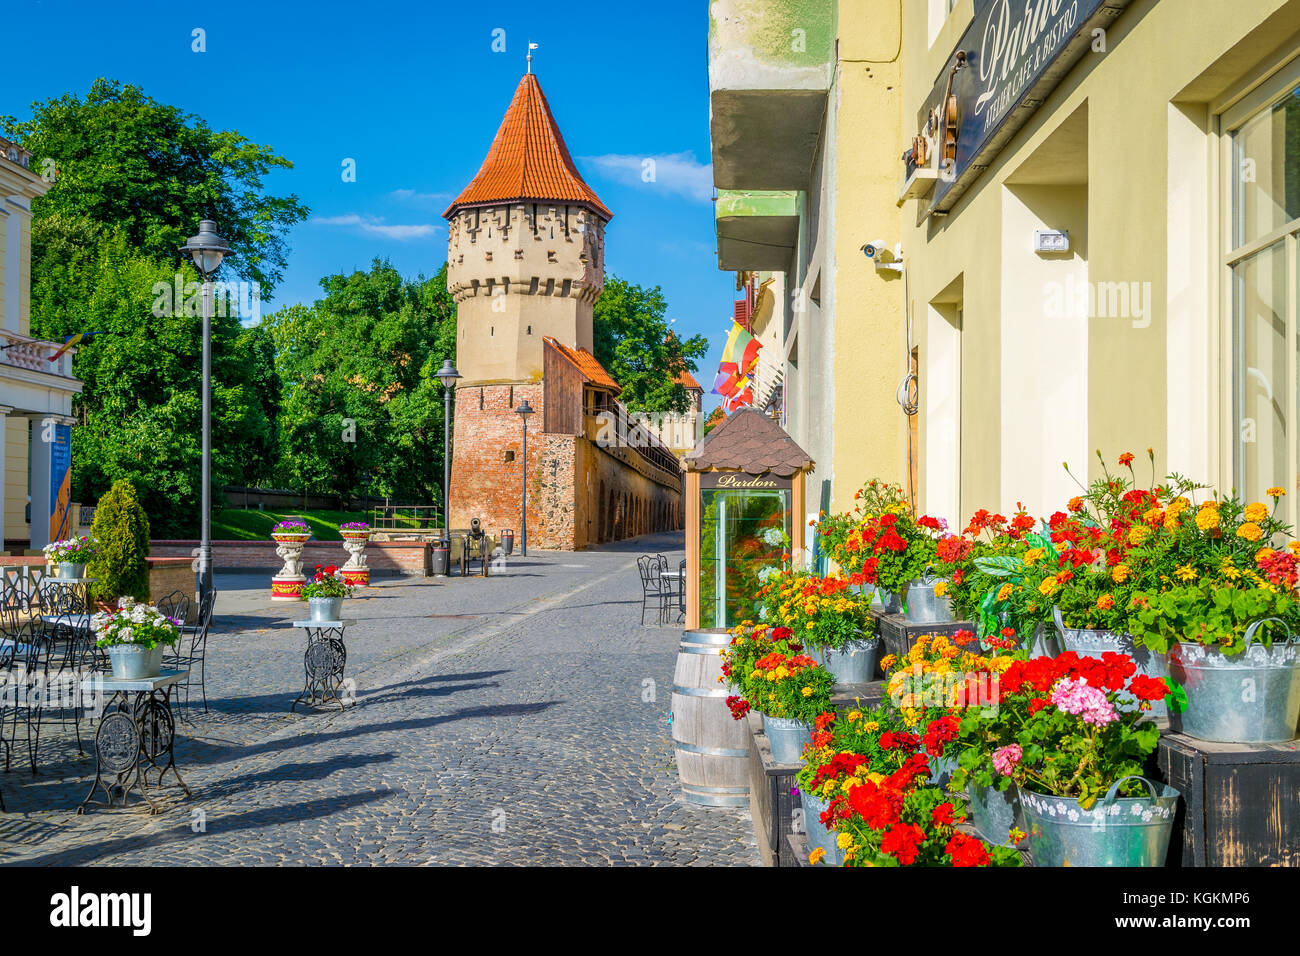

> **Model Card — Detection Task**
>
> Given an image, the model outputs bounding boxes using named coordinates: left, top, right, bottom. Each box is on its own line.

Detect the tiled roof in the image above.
left=543, top=336, right=621, bottom=394
left=444, top=74, right=612, bottom=222
left=685, top=407, right=813, bottom=477
left=675, top=369, right=702, bottom=391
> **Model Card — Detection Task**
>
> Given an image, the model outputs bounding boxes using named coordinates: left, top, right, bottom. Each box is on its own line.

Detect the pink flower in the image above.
left=1050, top=677, right=1118, bottom=727
left=992, top=744, right=1022, bottom=777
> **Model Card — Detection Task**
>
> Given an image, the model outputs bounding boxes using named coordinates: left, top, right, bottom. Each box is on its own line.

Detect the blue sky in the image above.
left=6, top=0, right=731, bottom=408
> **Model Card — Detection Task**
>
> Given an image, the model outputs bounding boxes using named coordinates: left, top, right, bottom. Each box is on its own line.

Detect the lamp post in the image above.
left=179, top=220, right=233, bottom=606
left=434, top=360, right=461, bottom=532
left=515, top=399, right=534, bottom=556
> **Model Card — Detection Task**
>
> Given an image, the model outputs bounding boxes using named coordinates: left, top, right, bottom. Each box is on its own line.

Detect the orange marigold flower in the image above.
left=1236, top=522, right=1263, bottom=543
left=1119, top=452, right=1135, bottom=467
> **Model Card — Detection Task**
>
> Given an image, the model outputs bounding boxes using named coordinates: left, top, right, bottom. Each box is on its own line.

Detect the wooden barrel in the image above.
left=671, top=628, right=750, bottom=806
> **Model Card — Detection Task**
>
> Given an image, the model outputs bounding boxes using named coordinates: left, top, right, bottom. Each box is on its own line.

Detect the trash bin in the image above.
left=500, top=529, right=515, bottom=556
left=431, top=536, right=450, bottom=576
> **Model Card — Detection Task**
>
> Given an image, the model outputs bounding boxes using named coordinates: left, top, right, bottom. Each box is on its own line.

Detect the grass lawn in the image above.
left=211, top=509, right=368, bottom=542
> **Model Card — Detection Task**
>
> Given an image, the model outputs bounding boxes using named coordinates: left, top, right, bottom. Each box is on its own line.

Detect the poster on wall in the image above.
left=49, top=422, right=71, bottom=543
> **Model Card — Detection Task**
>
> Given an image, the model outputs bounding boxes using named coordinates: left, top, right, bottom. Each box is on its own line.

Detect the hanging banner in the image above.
left=49, top=423, right=72, bottom=543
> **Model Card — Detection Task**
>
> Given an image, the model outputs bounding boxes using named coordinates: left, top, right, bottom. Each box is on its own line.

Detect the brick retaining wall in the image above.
left=149, top=540, right=431, bottom=575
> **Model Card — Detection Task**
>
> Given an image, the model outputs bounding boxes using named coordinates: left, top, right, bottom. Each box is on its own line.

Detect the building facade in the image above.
left=710, top=0, right=1300, bottom=532
left=443, top=73, right=683, bottom=549
left=0, top=136, right=82, bottom=553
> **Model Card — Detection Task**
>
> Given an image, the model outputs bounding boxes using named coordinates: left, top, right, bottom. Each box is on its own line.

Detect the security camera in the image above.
left=862, top=240, right=904, bottom=271
left=862, top=239, right=888, bottom=260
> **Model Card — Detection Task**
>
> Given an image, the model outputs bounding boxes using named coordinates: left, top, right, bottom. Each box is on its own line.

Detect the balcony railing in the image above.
left=0, top=331, right=76, bottom=379
left=585, top=405, right=683, bottom=482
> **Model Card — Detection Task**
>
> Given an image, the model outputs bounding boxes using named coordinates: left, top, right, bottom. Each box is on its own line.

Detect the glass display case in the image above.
left=697, top=474, right=793, bottom=628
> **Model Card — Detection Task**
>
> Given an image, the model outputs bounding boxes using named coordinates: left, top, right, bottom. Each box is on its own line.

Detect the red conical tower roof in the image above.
left=444, top=73, right=612, bottom=222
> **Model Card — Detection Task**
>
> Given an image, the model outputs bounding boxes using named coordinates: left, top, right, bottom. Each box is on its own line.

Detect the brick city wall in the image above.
left=149, top=540, right=431, bottom=575
left=449, top=381, right=683, bottom=550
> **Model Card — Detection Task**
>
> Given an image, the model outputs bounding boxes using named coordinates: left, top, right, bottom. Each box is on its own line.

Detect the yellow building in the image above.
left=0, top=136, right=83, bottom=552
left=712, top=0, right=1300, bottom=531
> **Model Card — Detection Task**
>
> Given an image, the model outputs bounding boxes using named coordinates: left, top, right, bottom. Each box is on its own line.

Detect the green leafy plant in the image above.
left=1128, top=581, right=1297, bottom=655
left=300, top=565, right=354, bottom=600
left=757, top=570, right=874, bottom=650
left=88, top=479, right=151, bottom=602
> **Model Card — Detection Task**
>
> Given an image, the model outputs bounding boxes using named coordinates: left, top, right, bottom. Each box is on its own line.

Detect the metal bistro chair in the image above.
left=637, top=555, right=671, bottom=626
left=165, top=589, right=215, bottom=718
left=157, top=590, right=192, bottom=628
left=7, top=590, right=89, bottom=772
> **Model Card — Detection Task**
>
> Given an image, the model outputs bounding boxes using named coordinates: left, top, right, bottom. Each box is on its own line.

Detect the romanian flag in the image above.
left=721, top=321, right=761, bottom=376
left=47, top=331, right=106, bottom=362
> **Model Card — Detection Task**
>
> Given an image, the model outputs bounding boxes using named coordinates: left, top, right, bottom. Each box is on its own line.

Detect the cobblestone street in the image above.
left=0, top=533, right=759, bottom=866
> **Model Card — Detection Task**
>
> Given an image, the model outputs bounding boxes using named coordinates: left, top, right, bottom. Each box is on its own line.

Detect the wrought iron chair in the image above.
left=4, top=591, right=86, bottom=772
left=637, top=555, right=671, bottom=626
left=157, top=590, right=192, bottom=627
left=166, top=589, right=215, bottom=717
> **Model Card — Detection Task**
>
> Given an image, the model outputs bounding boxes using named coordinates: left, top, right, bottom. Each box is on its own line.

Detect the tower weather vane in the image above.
left=527, top=41, right=538, bottom=73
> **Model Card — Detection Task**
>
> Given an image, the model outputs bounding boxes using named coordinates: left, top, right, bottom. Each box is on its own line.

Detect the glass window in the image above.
left=1234, top=85, right=1300, bottom=247
left=1233, top=245, right=1289, bottom=498
left=698, top=488, right=790, bottom=629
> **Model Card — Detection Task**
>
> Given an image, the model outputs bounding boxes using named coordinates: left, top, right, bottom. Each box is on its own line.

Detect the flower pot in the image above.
left=878, top=590, right=903, bottom=615
left=1168, top=628, right=1300, bottom=743
left=903, top=577, right=955, bottom=624
left=819, top=637, right=881, bottom=684
left=1052, top=608, right=1169, bottom=717
left=800, top=790, right=845, bottom=866
left=307, top=596, right=344, bottom=622
left=927, top=750, right=958, bottom=789
left=58, top=562, right=87, bottom=579
left=1019, top=776, right=1179, bottom=867
left=968, top=782, right=1022, bottom=845
left=763, top=716, right=812, bottom=765
left=107, top=644, right=164, bottom=680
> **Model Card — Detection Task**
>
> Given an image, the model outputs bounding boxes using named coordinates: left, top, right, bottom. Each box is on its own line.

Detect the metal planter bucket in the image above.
left=108, top=644, right=164, bottom=680
left=927, top=750, right=958, bottom=789
left=764, top=716, right=812, bottom=765
left=1168, top=622, right=1300, bottom=743
left=903, top=577, right=955, bottom=624
left=1020, top=776, right=1179, bottom=867
left=59, top=562, right=87, bottom=579
left=800, top=790, right=844, bottom=866
left=819, top=637, right=881, bottom=684
left=968, top=782, right=1022, bottom=845
left=308, top=596, right=344, bottom=622
left=1053, top=608, right=1168, bottom=717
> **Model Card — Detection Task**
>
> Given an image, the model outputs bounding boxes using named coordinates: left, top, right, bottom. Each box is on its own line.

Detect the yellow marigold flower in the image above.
left=1128, top=525, right=1152, bottom=546
left=805, top=622, right=815, bottom=630
left=862, top=721, right=880, bottom=731
left=997, top=583, right=1014, bottom=602
left=1175, top=564, right=1198, bottom=582
left=1199, top=499, right=1220, bottom=510
left=837, top=832, right=854, bottom=850
left=1024, top=548, right=1046, bottom=567
left=1112, top=564, right=1132, bottom=583
left=934, top=581, right=949, bottom=597
left=846, top=709, right=863, bottom=722
left=1267, top=487, right=1287, bottom=498
left=1038, top=576, right=1060, bottom=596
left=1289, top=541, right=1300, bottom=555
left=1255, top=547, right=1275, bottom=564
left=809, top=847, right=826, bottom=865
left=1236, top=522, right=1263, bottom=542
left=801, top=686, right=814, bottom=697
left=1244, top=502, right=1269, bottom=523
left=1168, top=497, right=1191, bottom=517
left=880, top=655, right=897, bottom=671
left=1164, top=515, right=1181, bottom=532
left=1142, top=507, right=1164, bottom=526
left=1195, top=508, right=1221, bottom=531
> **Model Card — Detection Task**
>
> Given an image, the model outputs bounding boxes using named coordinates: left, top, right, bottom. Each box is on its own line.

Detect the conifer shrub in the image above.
left=89, top=479, right=152, bottom=602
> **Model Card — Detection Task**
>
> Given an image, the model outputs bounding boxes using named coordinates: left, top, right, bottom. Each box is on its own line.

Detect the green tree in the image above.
left=593, top=276, right=708, bottom=412
left=266, top=260, right=457, bottom=505
left=89, top=479, right=152, bottom=602
left=3, top=78, right=308, bottom=296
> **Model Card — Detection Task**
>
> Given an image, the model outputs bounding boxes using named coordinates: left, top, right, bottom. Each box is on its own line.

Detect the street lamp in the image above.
left=434, top=359, right=461, bottom=532
left=179, top=220, right=233, bottom=607
left=515, top=399, right=534, bottom=556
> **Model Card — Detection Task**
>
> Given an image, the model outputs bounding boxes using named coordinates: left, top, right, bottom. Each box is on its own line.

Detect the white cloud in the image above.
left=579, top=151, right=714, bottom=202
left=311, top=214, right=440, bottom=241
left=389, top=188, right=453, bottom=206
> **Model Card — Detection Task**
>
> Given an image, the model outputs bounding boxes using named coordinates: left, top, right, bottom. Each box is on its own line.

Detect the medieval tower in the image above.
left=443, top=72, right=683, bottom=549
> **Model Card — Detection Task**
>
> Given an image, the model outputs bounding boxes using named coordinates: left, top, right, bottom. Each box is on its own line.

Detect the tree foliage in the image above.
left=593, top=276, right=708, bottom=413
left=3, top=78, right=308, bottom=296
left=265, top=260, right=457, bottom=506
left=89, top=479, right=152, bottom=602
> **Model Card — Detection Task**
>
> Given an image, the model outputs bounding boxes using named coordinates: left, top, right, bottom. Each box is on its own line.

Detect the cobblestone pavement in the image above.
left=0, top=533, right=760, bottom=866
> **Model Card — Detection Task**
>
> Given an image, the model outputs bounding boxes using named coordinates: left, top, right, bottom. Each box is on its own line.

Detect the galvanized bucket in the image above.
left=799, top=790, right=844, bottom=865
left=108, top=644, right=164, bottom=680
left=903, top=577, right=955, bottom=624
left=1053, top=607, right=1168, bottom=717
left=968, top=782, right=1022, bottom=845
left=764, top=716, right=812, bottom=764
left=1020, top=776, right=1179, bottom=867
left=58, top=562, right=87, bottom=580
left=820, top=637, right=881, bottom=684
left=308, top=596, right=344, bottom=622
left=927, top=749, right=958, bottom=789
left=1168, top=619, right=1300, bottom=743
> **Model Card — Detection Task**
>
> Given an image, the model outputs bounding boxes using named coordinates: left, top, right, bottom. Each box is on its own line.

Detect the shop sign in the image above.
left=699, top=471, right=792, bottom=491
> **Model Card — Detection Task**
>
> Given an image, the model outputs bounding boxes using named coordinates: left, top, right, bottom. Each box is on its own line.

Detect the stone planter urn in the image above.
left=271, top=532, right=311, bottom=602
left=340, top=531, right=372, bottom=587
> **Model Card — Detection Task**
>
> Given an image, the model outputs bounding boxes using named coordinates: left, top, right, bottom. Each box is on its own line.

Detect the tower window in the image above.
left=504, top=450, right=515, bottom=463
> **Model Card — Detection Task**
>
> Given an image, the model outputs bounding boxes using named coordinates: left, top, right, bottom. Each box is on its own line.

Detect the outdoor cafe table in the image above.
left=77, top=669, right=191, bottom=815
left=289, top=619, right=356, bottom=712
left=43, top=576, right=97, bottom=604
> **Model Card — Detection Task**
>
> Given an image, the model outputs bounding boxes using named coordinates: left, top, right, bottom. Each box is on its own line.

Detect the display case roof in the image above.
left=684, top=408, right=813, bottom=477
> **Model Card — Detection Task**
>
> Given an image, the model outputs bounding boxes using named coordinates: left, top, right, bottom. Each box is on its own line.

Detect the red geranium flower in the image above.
left=946, top=832, right=991, bottom=867
left=881, top=823, right=925, bottom=865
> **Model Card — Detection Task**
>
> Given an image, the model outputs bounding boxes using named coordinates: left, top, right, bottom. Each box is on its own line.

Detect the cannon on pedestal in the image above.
left=459, top=517, right=491, bottom=577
